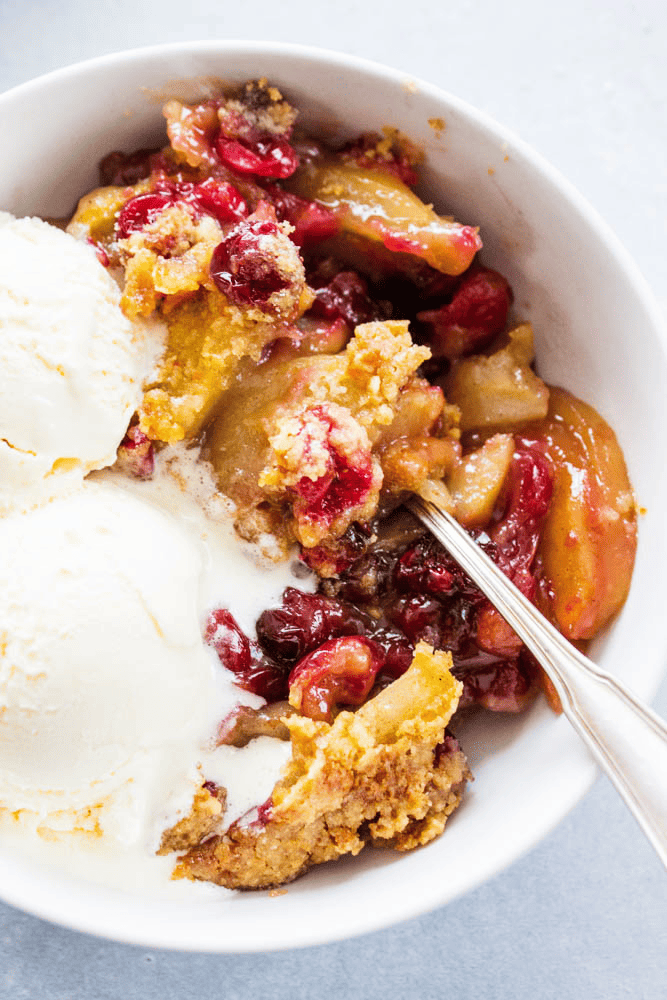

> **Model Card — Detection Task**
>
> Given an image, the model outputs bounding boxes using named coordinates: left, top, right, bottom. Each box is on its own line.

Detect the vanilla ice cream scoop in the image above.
left=0, top=481, right=226, bottom=847
left=0, top=213, right=143, bottom=504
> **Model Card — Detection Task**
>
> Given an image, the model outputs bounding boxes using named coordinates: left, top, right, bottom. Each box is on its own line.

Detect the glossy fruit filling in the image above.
left=73, top=78, right=636, bottom=730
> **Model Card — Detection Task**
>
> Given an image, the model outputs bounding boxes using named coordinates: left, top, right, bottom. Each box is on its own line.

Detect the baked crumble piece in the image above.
left=169, top=643, right=469, bottom=889
left=207, top=319, right=448, bottom=552
left=158, top=784, right=226, bottom=854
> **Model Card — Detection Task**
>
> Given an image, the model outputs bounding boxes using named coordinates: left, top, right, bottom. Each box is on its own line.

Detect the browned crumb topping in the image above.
left=171, top=643, right=469, bottom=889
left=159, top=785, right=226, bottom=854
left=119, top=204, right=224, bottom=318
left=224, top=78, right=298, bottom=137
left=138, top=282, right=309, bottom=445
left=356, top=126, right=424, bottom=170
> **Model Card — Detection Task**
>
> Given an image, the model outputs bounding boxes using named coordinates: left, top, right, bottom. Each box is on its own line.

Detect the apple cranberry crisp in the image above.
left=72, top=78, right=637, bottom=889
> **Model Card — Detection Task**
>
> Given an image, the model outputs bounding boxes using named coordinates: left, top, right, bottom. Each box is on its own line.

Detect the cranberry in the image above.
left=265, top=186, right=340, bottom=247
left=204, top=608, right=288, bottom=701
left=235, top=651, right=289, bottom=702
left=490, top=446, right=554, bottom=598
left=256, top=587, right=370, bottom=665
left=116, top=191, right=174, bottom=238
left=116, top=175, right=248, bottom=239
left=116, top=426, right=154, bottom=479
left=289, top=635, right=384, bottom=722
left=215, top=133, right=299, bottom=178
left=366, top=624, right=413, bottom=678
left=417, top=267, right=513, bottom=359
left=205, top=608, right=252, bottom=674
left=327, top=548, right=398, bottom=604
left=388, top=595, right=445, bottom=647
left=394, top=535, right=458, bottom=598
left=308, top=270, right=381, bottom=329
left=295, top=450, right=373, bottom=524
left=209, top=213, right=289, bottom=308
left=456, top=657, right=539, bottom=713
left=189, top=177, right=248, bottom=224
left=291, top=405, right=375, bottom=530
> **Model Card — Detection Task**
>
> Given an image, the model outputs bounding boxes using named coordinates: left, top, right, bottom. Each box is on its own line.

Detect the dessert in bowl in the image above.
left=0, top=42, right=665, bottom=951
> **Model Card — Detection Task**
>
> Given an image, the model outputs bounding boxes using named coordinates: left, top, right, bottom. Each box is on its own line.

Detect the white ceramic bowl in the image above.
left=0, top=41, right=665, bottom=952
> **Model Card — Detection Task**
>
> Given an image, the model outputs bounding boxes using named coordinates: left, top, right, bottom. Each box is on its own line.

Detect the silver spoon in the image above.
left=408, top=494, right=667, bottom=869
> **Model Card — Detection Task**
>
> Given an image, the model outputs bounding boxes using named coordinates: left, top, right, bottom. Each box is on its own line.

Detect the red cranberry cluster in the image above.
left=205, top=446, right=552, bottom=719
left=204, top=608, right=288, bottom=703
left=330, top=446, right=554, bottom=712
left=214, top=104, right=300, bottom=180
left=417, top=266, right=513, bottom=360
left=116, top=176, right=248, bottom=239
left=204, top=587, right=411, bottom=721
left=105, top=108, right=513, bottom=350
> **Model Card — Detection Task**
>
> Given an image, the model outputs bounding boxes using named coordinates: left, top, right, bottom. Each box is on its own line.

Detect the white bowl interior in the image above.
left=0, top=42, right=665, bottom=952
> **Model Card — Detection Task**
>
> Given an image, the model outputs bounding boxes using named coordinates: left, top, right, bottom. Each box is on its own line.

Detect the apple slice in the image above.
left=289, top=158, right=481, bottom=276
left=447, top=433, right=514, bottom=528
left=443, top=323, right=550, bottom=433
left=530, top=387, right=637, bottom=640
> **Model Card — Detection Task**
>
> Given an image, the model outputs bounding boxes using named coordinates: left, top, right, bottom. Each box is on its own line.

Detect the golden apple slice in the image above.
left=533, top=387, right=637, bottom=640
left=288, top=158, right=480, bottom=276
left=447, top=433, right=515, bottom=528
left=443, top=323, right=550, bottom=433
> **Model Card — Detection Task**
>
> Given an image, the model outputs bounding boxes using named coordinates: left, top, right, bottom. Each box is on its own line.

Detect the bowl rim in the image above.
left=0, top=38, right=665, bottom=953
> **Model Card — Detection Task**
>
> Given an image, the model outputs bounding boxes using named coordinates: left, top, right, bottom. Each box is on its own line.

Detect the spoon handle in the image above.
left=409, top=496, right=667, bottom=869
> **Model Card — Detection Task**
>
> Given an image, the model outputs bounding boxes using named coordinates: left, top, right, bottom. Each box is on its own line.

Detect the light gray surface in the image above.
left=0, top=0, right=666, bottom=995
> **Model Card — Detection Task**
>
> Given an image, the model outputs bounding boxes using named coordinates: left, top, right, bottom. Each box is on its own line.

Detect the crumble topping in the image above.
left=219, top=78, right=298, bottom=139
left=118, top=203, right=223, bottom=317
left=138, top=286, right=301, bottom=444
left=159, top=785, right=225, bottom=854
left=170, top=643, right=469, bottom=889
